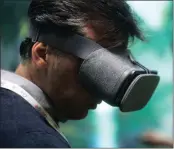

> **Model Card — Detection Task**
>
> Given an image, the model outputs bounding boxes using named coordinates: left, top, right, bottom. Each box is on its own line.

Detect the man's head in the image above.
left=18, top=0, right=143, bottom=120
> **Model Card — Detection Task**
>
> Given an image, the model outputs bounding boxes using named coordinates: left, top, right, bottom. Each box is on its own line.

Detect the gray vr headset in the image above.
left=29, top=25, right=160, bottom=112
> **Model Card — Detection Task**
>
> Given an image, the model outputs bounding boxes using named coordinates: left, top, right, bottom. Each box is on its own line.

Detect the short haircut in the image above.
left=20, top=0, right=144, bottom=60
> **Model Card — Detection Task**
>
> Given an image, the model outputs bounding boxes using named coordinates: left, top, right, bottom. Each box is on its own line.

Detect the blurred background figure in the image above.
left=140, top=131, right=173, bottom=148
left=1, top=0, right=173, bottom=148
left=119, top=131, right=173, bottom=148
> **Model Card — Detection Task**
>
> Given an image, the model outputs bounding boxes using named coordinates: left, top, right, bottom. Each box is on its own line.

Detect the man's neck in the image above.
left=15, top=64, right=66, bottom=123
left=15, top=63, right=32, bottom=81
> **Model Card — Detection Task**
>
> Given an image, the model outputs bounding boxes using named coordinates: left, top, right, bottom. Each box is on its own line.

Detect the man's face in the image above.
left=45, top=50, right=100, bottom=120
left=36, top=25, right=107, bottom=120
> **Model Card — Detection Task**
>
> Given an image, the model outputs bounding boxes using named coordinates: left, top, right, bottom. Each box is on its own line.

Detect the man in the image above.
left=119, top=131, right=173, bottom=148
left=140, top=131, right=173, bottom=148
left=0, top=0, right=144, bottom=147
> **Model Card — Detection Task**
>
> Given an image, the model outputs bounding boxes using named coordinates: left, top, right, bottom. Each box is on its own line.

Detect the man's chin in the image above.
left=69, top=110, right=89, bottom=120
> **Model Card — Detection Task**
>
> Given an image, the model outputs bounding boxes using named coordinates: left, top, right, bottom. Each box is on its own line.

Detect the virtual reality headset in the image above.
left=29, top=25, right=160, bottom=112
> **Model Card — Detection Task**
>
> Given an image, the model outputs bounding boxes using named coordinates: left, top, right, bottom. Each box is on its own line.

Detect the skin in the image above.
left=140, top=131, right=173, bottom=148
left=15, top=24, right=108, bottom=121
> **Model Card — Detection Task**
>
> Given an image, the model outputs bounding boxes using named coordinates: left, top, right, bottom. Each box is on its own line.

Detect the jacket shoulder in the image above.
left=0, top=88, right=70, bottom=148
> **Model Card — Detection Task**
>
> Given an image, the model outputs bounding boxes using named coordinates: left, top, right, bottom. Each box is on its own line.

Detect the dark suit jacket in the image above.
left=0, top=88, right=70, bottom=148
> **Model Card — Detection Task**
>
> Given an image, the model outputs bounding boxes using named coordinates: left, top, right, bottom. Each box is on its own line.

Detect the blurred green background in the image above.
left=0, top=1, right=173, bottom=148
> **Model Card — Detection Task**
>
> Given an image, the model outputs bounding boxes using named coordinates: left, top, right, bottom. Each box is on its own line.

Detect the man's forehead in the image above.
left=82, top=23, right=99, bottom=39
left=81, top=22, right=118, bottom=49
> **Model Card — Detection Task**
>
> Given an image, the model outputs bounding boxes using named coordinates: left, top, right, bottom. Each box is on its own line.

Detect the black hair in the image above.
left=20, top=0, right=144, bottom=60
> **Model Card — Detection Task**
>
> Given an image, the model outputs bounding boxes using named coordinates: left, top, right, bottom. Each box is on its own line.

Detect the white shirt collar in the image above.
left=1, top=69, right=56, bottom=119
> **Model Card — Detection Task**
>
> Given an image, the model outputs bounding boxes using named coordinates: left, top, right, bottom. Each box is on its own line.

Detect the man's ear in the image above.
left=31, top=42, right=48, bottom=68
